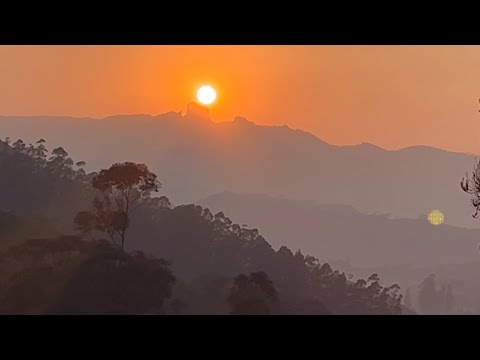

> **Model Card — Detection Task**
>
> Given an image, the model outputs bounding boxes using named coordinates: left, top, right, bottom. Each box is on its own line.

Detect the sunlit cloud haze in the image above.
left=1, top=45, right=480, bottom=153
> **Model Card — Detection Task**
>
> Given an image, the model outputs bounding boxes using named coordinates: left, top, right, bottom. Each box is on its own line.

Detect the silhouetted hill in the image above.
left=0, top=210, right=57, bottom=249
left=0, top=236, right=175, bottom=315
left=0, top=137, right=92, bottom=229
left=0, top=139, right=403, bottom=314
left=346, top=261, right=480, bottom=315
left=0, top=110, right=475, bottom=228
left=198, top=192, right=480, bottom=267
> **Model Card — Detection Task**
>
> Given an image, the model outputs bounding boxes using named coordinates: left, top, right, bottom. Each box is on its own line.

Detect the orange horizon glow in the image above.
left=1, top=45, right=480, bottom=154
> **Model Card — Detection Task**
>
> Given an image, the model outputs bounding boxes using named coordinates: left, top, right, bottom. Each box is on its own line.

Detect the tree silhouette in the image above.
left=460, top=159, right=480, bottom=218
left=169, top=298, right=187, bottom=315
left=74, top=162, right=160, bottom=254
left=227, top=271, right=277, bottom=315
left=1, top=138, right=406, bottom=315
left=0, top=236, right=175, bottom=314
left=1, top=138, right=90, bottom=221
left=444, top=283, right=454, bottom=314
left=418, top=274, right=441, bottom=314
left=404, top=287, right=413, bottom=310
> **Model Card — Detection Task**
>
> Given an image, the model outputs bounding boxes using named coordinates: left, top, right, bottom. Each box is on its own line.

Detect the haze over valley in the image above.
left=0, top=104, right=476, bottom=229
left=2, top=45, right=480, bottom=315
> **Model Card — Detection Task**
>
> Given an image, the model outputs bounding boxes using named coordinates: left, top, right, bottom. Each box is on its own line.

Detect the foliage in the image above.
left=227, top=271, right=277, bottom=315
left=74, top=162, right=161, bottom=252
left=418, top=274, right=454, bottom=314
left=461, top=158, right=480, bottom=218
left=1, top=138, right=404, bottom=315
left=131, top=204, right=404, bottom=314
left=0, top=210, right=57, bottom=249
left=0, top=236, right=175, bottom=314
left=0, top=138, right=91, bottom=224
left=404, top=287, right=413, bottom=310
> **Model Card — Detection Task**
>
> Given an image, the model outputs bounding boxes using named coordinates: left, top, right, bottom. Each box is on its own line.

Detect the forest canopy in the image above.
left=0, top=138, right=403, bottom=315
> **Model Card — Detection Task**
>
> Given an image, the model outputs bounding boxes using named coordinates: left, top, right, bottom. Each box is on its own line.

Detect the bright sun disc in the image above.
left=196, top=85, right=216, bottom=105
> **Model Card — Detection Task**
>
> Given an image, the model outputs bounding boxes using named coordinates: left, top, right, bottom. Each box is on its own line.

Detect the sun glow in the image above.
left=196, top=85, right=217, bottom=105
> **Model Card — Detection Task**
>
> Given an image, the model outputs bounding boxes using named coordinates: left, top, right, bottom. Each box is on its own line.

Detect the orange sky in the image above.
left=1, top=45, right=480, bottom=153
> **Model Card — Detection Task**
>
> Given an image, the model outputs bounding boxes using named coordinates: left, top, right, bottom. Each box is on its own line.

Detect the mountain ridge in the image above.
left=198, top=191, right=480, bottom=267
left=1, top=112, right=472, bottom=155
left=0, top=110, right=477, bottom=228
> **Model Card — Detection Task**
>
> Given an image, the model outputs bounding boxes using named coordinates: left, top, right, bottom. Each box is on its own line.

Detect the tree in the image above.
left=444, top=283, right=454, bottom=314
left=0, top=236, right=175, bottom=315
left=404, top=287, right=413, bottom=310
left=169, top=298, right=187, bottom=315
left=227, top=271, right=277, bottom=315
left=1, top=138, right=90, bottom=221
left=74, top=162, right=161, bottom=253
left=461, top=159, right=480, bottom=218
left=418, top=274, right=439, bottom=314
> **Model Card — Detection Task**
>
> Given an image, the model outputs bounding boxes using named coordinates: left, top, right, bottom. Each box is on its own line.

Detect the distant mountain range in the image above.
left=0, top=102, right=478, bottom=228
left=198, top=191, right=480, bottom=268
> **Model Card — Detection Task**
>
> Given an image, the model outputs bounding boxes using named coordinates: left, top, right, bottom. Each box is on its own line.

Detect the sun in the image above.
left=196, top=85, right=217, bottom=105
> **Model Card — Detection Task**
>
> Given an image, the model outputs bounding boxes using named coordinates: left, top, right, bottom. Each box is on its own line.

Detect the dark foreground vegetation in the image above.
left=0, top=138, right=403, bottom=314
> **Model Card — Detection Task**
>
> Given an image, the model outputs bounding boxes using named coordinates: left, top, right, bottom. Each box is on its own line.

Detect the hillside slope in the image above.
left=0, top=106, right=476, bottom=228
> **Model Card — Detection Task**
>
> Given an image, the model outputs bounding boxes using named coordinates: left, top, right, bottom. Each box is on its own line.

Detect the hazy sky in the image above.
left=1, top=45, right=480, bottom=153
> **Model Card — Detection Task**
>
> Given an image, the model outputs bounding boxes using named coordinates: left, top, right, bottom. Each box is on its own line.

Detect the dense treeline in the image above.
left=0, top=138, right=92, bottom=229
left=0, top=138, right=403, bottom=314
